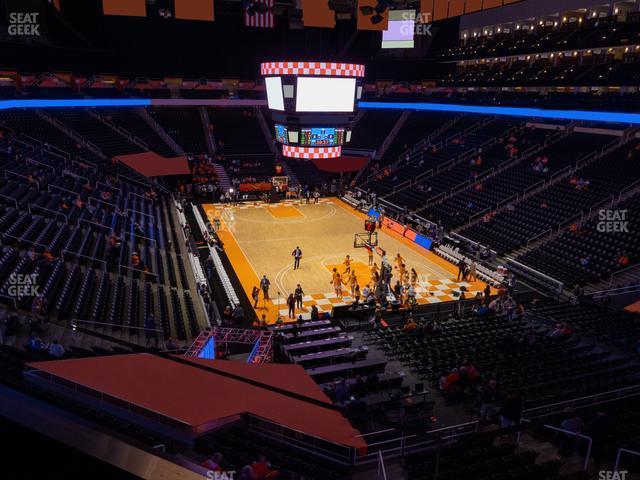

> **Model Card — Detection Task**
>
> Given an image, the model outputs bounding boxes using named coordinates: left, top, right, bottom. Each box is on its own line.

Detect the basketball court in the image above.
left=203, top=198, right=490, bottom=323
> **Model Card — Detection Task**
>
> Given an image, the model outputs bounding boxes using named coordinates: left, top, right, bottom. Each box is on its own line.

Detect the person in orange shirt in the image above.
left=250, top=455, right=279, bottom=479
left=43, top=249, right=55, bottom=262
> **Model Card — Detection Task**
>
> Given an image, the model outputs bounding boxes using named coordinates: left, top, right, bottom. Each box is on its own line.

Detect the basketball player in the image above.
left=410, top=268, right=418, bottom=286
left=348, top=270, right=358, bottom=297
left=343, top=255, right=352, bottom=275
left=365, top=244, right=374, bottom=266
left=292, top=246, right=302, bottom=270
left=331, top=268, right=343, bottom=298
left=395, top=253, right=405, bottom=269
left=398, top=263, right=407, bottom=281
left=370, top=262, right=379, bottom=284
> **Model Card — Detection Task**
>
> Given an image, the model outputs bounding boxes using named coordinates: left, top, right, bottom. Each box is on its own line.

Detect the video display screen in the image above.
left=265, top=76, right=285, bottom=111
left=300, top=127, right=346, bottom=146
left=274, top=124, right=288, bottom=144
left=382, top=10, right=415, bottom=49
left=295, top=77, right=356, bottom=113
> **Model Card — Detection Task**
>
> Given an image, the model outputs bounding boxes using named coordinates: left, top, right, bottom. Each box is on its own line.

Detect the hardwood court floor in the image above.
left=203, top=198, right=489, bottom=323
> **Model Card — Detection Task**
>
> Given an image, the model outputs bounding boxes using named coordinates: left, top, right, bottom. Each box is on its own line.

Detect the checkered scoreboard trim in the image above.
left=282, top=145, right=341, bottom=159
left=260, top=62, right=366, bottom=78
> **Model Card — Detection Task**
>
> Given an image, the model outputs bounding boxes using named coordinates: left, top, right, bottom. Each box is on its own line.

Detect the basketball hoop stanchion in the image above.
left=276, top=290, right=282, bottom=323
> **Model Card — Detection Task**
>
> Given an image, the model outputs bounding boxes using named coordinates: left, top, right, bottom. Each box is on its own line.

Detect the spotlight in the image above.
left=371, top=14, right=384, bottom=24
left=229, top=188, right=234, bottom=194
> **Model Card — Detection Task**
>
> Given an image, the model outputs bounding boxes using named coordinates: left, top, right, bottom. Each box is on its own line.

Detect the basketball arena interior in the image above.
left=2, top=1, right=640, bottom=479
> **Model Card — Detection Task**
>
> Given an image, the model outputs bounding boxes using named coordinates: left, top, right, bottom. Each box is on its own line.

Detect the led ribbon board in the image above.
left=358, top=101, right=640, bottom=124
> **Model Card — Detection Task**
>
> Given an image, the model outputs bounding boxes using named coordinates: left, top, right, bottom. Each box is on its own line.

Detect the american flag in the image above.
left=244, top=0, right=274, bottom=28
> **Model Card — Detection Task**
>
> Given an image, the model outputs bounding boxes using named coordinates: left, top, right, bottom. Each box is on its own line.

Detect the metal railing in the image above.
left=4, top=170, right=39, bottom=189
left=608, top=263, right=640, bottom=289
left=377, top=451, right=388, bottom=480
left=245, top=414, right=355, bottom=466
left=61, top=249, right=107, bottom=267
left=28, top=204, right=69, bottom=224
left=523, top=384, right=640, bottom=420
left=0, top=193, right=18, bottom=209
left=539, top=424, right=592, bottom=471
left=614, top=448, right=640, bottom=474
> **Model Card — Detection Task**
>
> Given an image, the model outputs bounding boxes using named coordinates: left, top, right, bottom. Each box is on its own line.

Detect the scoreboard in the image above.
left=300, top=128, right=346, bottom=147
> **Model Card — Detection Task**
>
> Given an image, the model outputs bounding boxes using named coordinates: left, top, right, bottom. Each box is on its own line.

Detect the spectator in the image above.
left=166, top=337, right=179, bottom=350
left=480, top=380, right=500, bottom=425
left=233, top=305, right=245, bottom=324
left=238, top=465, right=255, bottom=480
left=28, top=332, right=47, bottom=351
left=559, top=409, right=585, bottom=456
left=310, top=305, right=320, bottom=322
left=144, top=313, right=158, bottom=347
left=586, top=411, right=616, bottom=465
left=334, top=380, right=351, bottom=402
left=251, top=455, right=279, bottom=479
left=252, top=286, right=260, bottom=308
left=499, top=391, right=522, bottom=428
left=201, top=452, right=223, bottom=472
left=48, top=339, right=65, bottom=358
left=287, top=294, right=295, bottom=319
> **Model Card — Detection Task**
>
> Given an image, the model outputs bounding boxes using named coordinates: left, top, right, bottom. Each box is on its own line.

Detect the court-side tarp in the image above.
left=27, top=354, right=368, bottom=453
left=625, top=299, right=640, bottom=313
left=116, top=152, right=190, bottom=177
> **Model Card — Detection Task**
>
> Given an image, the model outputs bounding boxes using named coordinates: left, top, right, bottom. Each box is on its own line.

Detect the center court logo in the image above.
left=8, top=12, right=41, bottom=36
left=7, top=273, right=39, bottom=297
left=597, top=209, right=629, bottom=233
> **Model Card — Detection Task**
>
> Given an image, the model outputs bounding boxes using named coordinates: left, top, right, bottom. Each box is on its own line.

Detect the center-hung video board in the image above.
left=262, top=62, right=365, bottom=159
